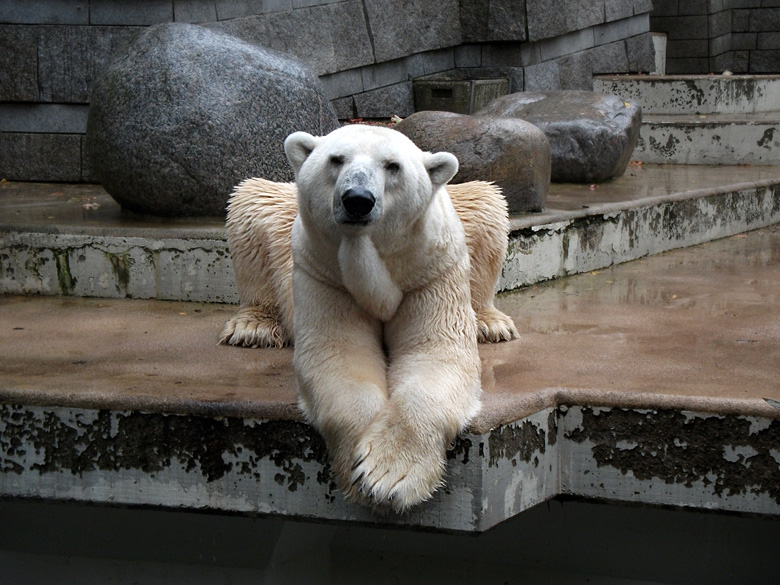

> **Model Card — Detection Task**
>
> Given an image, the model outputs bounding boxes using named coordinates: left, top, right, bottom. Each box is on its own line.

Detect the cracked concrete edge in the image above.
left=499, top=182, right=780, bottom=291
left=3, top=182, right=779, bottom=302
left=2, top=403, right=777, bottom=533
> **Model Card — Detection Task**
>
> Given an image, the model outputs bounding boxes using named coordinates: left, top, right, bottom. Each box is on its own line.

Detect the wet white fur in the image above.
left=220, top=125, right=518, bottom=510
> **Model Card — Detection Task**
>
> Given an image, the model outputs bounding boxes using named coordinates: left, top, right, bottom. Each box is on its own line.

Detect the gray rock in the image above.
left=476, top=91, right=641, bottom=183
left=395, top=111, right=550, bottom=213
left=86, top=22, right=339, bottom=217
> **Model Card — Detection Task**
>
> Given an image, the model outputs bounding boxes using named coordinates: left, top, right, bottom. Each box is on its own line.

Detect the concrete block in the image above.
left=709, top=9, right=732, bottom=37
left=458, top=0, right=489, bottom=42
left=748, top=8, right=780, bottom=32
left=37, top=25, right=143, bottom=103
left=329, top=96, right=355, bottom=120
left=173, top=0, right=218, bottom=22
left=605, top=0, right=633, bottom=22
left=710, top=33, right=732, bottom=56
left=526, top=0, right=604, bottom=42
left=454, top=44, right=481, bottom=68
left=319, top=69, right=363, bottom=100
left=666, top=57, right=710, bottom=73
left=628, top=12, right=650, bottom=36
left=589, top=41, right=629, bottom=75
left=413, top=77, right=509, bottom=115
left=732, top=32, right=757, bottom=50
left=210, top=1, right=373, bottom=75
left=0, top=133, right=81, bottom=182
left=0, top=104, right=89, bottom=134
left=80, top=136, right=98, bottom=183
left=481, top=43, right=524, bottom=67
left=595, top=17, right=630, bottom=46
left=539, top=27, right=595, bottom=61
left=0, top=0, right=88, bottom=24
left=651, top=0, right=680, bottom=17
left=364, top=0, right=461, bottom=63
left=678, top=0, right=708, bottom=14
left=653, top=15, right=709, bottom=39
left=750, top=50, right=780, bottom=72
left=418, top=48, right=455, bottom=75
left=89, top=0, right=173, bottom=25
left=632, top=0, right=654, bottom=13
left=523, top=60, right=561, bottom=91
left=0, top=26, right=39, bottom=102
left=732, top=9, right=750, bottom=32
left=626, top=32, right=657, bottom=73
left=485, top=0, right=527, bottom=41
left=757, top=31, right=780, bottom=50
left=353, top=81, right=414, bottom=118
left=361, top=58, right=408, bottom=92
left=668, top=39, right=709, bottom=58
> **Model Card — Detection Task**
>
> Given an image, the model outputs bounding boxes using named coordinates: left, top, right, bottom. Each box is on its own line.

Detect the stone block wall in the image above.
left=1, top=0, right=656, bottom=182
left=651, top=0, right=780, bottom=74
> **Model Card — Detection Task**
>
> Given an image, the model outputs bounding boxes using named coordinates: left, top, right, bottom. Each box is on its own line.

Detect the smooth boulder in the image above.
left=395, top=111, right=550, bottom=213
left=476, top=91, right=641, bottom=183
left=87, top=23, right=339, bottom=217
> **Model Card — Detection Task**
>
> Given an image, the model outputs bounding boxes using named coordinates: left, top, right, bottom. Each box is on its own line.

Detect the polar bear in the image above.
left=220, top=124, right=517, bottom=510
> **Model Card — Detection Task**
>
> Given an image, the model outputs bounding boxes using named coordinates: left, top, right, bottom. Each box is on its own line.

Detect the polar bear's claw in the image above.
left=476, top=306, right=520, bottom=343
left=218, top=307, right=290, bottom=348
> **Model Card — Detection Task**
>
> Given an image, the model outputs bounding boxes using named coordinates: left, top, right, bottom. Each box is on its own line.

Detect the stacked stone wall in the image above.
left=1, top=0, right=655, bottom=182
left=651, top=0, right=780, bottom=74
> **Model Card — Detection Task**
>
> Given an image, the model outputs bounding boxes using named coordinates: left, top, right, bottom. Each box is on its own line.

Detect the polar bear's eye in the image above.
left=385, top=162, right=400, bottom=173
left=329, top=155, right=344, bottom=167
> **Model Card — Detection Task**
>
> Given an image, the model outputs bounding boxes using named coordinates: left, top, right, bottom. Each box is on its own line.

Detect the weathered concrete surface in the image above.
left=594, top=75, right=780, bottom=115
left=2, top=225, right=780, bottom=531
left=633, top=115, right=780, bottom=165
left=594, top=75, right=780, bottom=165
left=3, top=164, right=780, bottom=301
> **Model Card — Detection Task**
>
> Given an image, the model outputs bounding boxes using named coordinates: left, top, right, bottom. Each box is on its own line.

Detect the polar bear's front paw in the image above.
left=349, top=416, right=447, bottom=512
left=218, top=307, right=290, bottom=348
left=476, top=306, right=519, bottom=343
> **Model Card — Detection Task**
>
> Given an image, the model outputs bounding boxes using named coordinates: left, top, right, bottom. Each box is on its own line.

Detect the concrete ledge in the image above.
left=3, top=165, right=780, bottom=301
left=2, top=225, right=780, bottom=532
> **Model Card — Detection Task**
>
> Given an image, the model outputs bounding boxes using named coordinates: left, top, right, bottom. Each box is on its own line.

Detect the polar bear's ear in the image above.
left=285, top=132, right=321, bottom=174
left=424, top=151, right=459, bottom=189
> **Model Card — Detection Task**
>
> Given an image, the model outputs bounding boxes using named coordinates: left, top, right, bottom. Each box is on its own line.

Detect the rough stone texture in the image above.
left=476, top=91, right=641, bottom=183
left=209, top=1, right=374, bottom=76
left=353, top=82, right=415, bottom=118
left=364, top=0, right=462, bottom=63
left=0, top=133, right=82, bottom=182
left=526, top=0, right=604, bottom=42
left=38, top=26, right=143, bottom=104
left=458, top=0, right=528, bottom=43
left=0, top=26, right=40, bottom=102
left=86, top=23, right=339, bottom=217
left=396, top=111, right=550, bottom=212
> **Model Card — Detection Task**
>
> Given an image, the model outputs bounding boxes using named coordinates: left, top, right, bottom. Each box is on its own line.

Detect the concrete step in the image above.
left=3, top=165, right=780, bottom=303
left=3, top=224, right=780, bottom=532
left=634, top=113, right=780, bottom=165
left=594, top=74, right=780, bottom=115
left=594, top=75, right=780, bottom=165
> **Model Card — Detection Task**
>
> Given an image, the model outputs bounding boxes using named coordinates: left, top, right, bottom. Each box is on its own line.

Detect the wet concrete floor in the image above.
left=2, top=223, right=778, bottom=431
left=4, top=163, right=780, bottom=234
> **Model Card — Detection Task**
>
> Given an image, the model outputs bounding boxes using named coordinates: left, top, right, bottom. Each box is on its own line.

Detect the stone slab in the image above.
left=3, top=165, right=780, bottom=300
left=594, top=74, right=780, bottom=115
left=633, top=114, right=780, bottom=165
left=2, top=224, right=779, bottom=531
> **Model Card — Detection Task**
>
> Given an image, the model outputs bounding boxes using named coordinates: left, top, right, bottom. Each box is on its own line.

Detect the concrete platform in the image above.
left=4, top=164, right=780, bottom=300
left=2, top=224, right=780, bottom=532
left=594, top=75, right=780, bottom=165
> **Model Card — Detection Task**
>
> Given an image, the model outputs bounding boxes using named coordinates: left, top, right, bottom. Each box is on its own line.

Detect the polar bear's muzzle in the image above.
left=335, top=186, right=380, bottom=226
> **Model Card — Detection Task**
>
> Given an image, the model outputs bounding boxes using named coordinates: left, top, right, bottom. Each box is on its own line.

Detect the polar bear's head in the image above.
left=284, top=124, right=458, bottom=236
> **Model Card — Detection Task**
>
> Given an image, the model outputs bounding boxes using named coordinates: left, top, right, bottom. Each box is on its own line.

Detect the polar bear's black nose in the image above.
left=341, top=187, right=376, bottom=219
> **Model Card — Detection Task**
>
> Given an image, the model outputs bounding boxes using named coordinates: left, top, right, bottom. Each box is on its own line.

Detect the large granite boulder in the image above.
left=476, top=91, right=641, bottom=184
left=395, top=111, right=550, bottom=213
left=87, top=23, right=339, bottom=217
